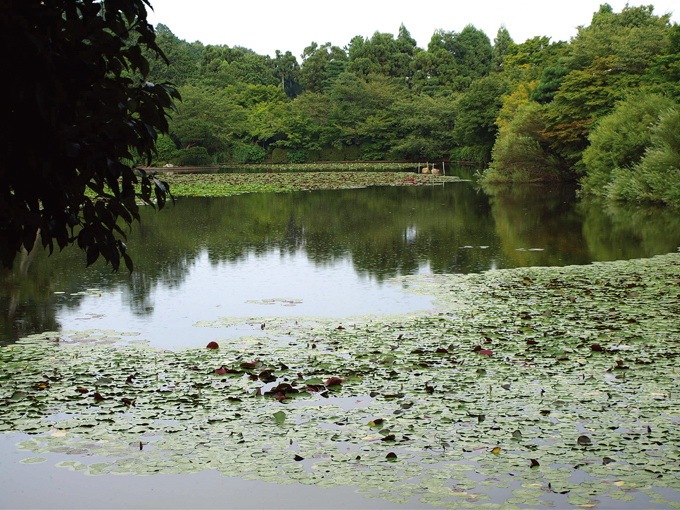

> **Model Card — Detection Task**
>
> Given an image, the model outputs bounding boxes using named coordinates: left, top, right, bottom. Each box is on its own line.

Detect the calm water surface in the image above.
left=2, top=172, right=680, bottom=509
left=3, top=173, right=679, bottom=348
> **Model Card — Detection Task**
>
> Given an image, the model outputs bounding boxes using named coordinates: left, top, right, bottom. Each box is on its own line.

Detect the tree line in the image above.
left=148, top=4, right=680, bottom=206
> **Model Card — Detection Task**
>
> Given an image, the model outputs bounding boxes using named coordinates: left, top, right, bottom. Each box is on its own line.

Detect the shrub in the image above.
left=288, top=149, right=310, bottom=163
left=605, top=107, right=680, bottom=206
left=451, top=145, right=490, bottom=165
left=581, top=94, right=676, bottom=196
left=270, top=147, right=289, bottom=164
left=172, top=146, right=212, bottom=166
left=343, top=144, right=361, bottom=161
left=154, top=134, right=178, bottom=164
left=482, top=101, right=565, bottom=182
left=320, top=146, right=345, bottom=162
left=232, top=144, right=267, bottom=164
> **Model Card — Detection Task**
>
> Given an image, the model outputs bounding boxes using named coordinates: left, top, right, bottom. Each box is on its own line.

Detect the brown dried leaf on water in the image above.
left=325, top=376, right=344, bottom=387
left=258, top=370, right=277, bottom=383
left=577, top=435, right=592, bottom=446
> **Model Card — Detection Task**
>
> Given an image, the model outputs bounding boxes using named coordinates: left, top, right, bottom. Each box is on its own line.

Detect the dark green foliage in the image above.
left=288, top=150, right=311, bottom=164
left=484, top=102, right=566, bottom=182
left=299, top=42, right=348, bottom=93
left=145, top=23, right=201, bottom=86
left=581, top=94, right=676, bottom=195
left=453, top=75, right=509, bottom=159
left=270, top=148, right=289, bottom=164
left=596, top=106, right=680, bottom=206
left=532, top=66, right=569, bottom=104
left=232, top=144, right=267, bottom=164
left=173, top=146, right=212, bottom=166
left=320, top=147, right=346, bottom=162
left=450, top=145, right=491, bottom=165
left=0, top=0, right=179, bottom=270
left=154, top=134, right=179, bottom=164
left=138, top=5, right=679, bottom=207
left=492, top=26, right=515, bottom=72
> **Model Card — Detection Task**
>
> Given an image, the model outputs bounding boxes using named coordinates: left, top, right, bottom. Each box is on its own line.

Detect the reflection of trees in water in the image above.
left=578, top=199, right=680, bottom=260
left=484, top=183, right=680, bottom=267
left=4, top=178, right=678, bottom=343
left=483, top=183, right=588, bottom=267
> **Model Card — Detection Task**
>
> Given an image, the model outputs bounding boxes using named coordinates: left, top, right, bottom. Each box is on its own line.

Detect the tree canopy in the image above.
left=1, top=0, right=180, bottom=270
left=145, top=3, right=679, bottom=208
left=2, top=0, right=678, bottom=275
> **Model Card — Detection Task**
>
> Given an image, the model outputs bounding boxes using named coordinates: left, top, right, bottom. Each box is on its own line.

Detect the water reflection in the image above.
left=2, top=175, right=679, bottom=345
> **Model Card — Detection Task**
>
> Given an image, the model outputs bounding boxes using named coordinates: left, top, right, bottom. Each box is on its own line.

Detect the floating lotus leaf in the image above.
left=1, top=254, right=679, bottom=508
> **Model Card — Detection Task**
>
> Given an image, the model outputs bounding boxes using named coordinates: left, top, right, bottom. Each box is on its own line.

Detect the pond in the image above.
left=3, top=174, right=679, bottom=348
left=1, top=172, right=679, bottom=509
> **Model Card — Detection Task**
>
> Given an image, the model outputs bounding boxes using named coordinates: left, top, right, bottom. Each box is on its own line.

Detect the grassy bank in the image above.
left=1, top=253, right=678, bottom=508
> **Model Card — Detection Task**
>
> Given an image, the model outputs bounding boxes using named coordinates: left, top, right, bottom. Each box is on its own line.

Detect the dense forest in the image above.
left=146, top=4, right=680, bottom=206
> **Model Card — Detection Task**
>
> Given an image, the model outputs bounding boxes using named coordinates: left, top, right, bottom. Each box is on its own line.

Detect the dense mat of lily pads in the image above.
left=1, top=254, right=679, bottom=508
left=162, top=171, right=460, bottom=197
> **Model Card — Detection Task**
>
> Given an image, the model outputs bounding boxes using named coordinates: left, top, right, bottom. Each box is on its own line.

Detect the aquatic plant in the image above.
left=1, top=253, right=679, bottom=508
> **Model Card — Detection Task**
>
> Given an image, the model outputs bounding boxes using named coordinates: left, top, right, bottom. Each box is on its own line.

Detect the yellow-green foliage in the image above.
left=581, top=94, right=679, bottom=206
left=482, top=101, right=564, bottom=182
left=605, top=108, right=680, bottom=206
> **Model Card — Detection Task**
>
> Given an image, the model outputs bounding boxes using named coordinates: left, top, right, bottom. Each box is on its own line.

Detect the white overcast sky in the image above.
left=146, top=1, right=678, bottom=58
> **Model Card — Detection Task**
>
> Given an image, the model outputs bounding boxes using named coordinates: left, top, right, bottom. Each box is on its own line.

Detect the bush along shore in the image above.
left=1, top=252, right=679, bottom=508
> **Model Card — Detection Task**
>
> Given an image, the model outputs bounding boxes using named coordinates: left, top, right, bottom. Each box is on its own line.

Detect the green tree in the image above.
left=146, top=24, right=202, bottom=85
left=453, top=75, right=509, bottom=161
left=643, top=23, right=680, bottom=100
left=567, top=4, right=672, bottom=76
left=273, top=50, right=301, bottom=97
left=542, top=57, right=621, bottom=168
left=619, top=107, right=680, bottom=206
left=581, top=93, right=676, bottom=195
left=580, top=95, right=680, bottom=205
left=484, top=101, right=565, bottom=182
left=502, top=36, right=567, bottom=85
left=347, top=26, right=418, bottom=80
left=492, top=26, right=515, bottom=72
left=388, top=94, right=457, bottom=160
left=1, top=0, right=179, bottom=270
left=154, top=134, right=178, bottom=164
left=170, top=85, right=246, bottom=157
left=199, top=45, right=278, bottom=87
left=299, top=42, right=348, bottom=92
left=328, top=73, right=404, bottom=158
left=542, top=4, right=674, bottom=171
left=420, top=25, right=493, bottom=91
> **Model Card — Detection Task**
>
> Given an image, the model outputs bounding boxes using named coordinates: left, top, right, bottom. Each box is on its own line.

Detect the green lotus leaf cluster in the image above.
left=162, top=172, right=462, bottom=197
left=1, top=253, right=679, bottom=508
